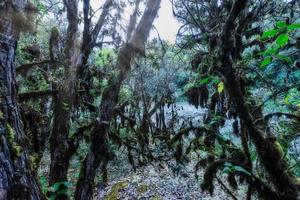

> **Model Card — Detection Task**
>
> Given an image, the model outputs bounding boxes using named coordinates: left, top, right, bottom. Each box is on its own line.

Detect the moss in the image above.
left=151, top=196, right=163, bottom=200
left=104, top=181, right=128, bottom=200
left=0, top=111, right=3, bottom=120
left=11, top=143, right=22, bottom=157
left=29, top=155, right=39, bottom=169
left=6, top=123, right=15, bottom=144
left=6, top=124, right=22, bottom=158
left=51, top=27, right=60, bottom=37
left=137, top=184, right=148, bottom=194
left=274, top=141, right=284, bottom=157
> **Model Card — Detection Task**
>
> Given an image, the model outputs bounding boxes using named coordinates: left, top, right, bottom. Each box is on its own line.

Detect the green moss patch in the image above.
left=104, top=181, right=128, bottom=200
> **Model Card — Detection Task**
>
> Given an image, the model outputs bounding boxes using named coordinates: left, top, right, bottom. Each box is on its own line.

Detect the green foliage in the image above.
left=39, top=176, right=49, bottom=194
left=260, top=29, right=278, bottom=40
left=119, top=85, right=133, bottom=104
left=284, top=88, right=300, bottom=107
left=260, top=57, right=272, bottom=68
left=39, top=176, right=71, bottom=200
left=259, top=21, right=300, bottom=68
left=222, top=162, right=252, bottom=177
left=276, top=34, right=289, bottom=47
left=95, top=48, right=117, bottom=67
left=62, top=102, right=70, bottom=111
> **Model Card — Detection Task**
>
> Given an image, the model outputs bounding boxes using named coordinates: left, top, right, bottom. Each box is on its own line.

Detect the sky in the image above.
left=151, top=0, right=180, bottom=42
left=90, top=0, right=180, bottom=43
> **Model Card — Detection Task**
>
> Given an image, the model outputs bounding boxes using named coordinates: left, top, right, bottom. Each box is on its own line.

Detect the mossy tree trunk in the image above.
left=0, top=1, right=42, bottom=199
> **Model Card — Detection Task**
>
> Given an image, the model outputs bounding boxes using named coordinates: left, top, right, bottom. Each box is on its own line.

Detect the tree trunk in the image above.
left=49, top=1, right=113, bottom=191
left=48, top=3, right=80, bottom=200
left=75, top=1, right=162, bottom=199
left=0, top=1, right=42, bottom=199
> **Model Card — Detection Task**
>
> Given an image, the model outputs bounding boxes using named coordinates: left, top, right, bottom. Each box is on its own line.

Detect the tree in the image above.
left=48, top=0, right=113, bottom=190
left=0, top=1, right=42, bottom=199
left=172, top=0, right=300, bottom=199
left=75, top=0, right=162, bottom=199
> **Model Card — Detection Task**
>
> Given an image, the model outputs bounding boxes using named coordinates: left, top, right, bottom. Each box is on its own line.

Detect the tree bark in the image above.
left=0, top=1, right=42, bottom=199
left=48, top=0, right=79, bottom=191
left=75, top=0, right=161, bottom=199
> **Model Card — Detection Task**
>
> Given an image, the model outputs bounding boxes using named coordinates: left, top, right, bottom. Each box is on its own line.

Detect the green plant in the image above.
left=222, top=162, right=252, bottom=177
left=259, top=21, right=300, bottom=68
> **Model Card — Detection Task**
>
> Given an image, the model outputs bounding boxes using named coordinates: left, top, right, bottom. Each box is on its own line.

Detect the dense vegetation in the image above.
left=0, top=0, right=299, bottom=199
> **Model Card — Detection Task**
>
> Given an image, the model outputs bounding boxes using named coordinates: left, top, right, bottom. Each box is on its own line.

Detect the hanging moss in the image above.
left=186, top=85, right=209, bottom=108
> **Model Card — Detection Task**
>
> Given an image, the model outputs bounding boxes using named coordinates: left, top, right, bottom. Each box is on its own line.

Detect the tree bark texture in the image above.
left=0, top=1, right=42, bottom=199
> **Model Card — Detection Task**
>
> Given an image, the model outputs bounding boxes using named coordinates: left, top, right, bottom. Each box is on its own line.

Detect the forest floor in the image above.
left=94, top=151, right=247, bottom=200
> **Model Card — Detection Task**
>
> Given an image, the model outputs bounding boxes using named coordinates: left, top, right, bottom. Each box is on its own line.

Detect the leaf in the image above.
left=222, top=166, right=234, bottom=174
left=260, top=29, right=278, bottom=40
left=284, top=94, right=291, bottom=104
left=217, top=82, right=224, bottom=93
left=51, top=181, right=70, bottom=192
left=260, top=57, right=272, bottom=68
left=276, top=34, right=289, bottom=47
left=275, top=54, right=292, bottom=64
left=199, top=77, right=211, bottom=85
left=224, top=162, right=233, bottom=167
left=259, top=45, right=280, bottom=56
left=49, top=195, right=56, bottom=200
left=276, top=21, right=287, bottom=28
left=287, top=23, right=300, bottom=30
left=233, top=166, right=252, bottom=177
left=39, top=176, right=48, bottom=194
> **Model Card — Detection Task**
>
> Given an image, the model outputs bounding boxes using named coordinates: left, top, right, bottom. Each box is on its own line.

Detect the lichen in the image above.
left=104, top=181, right=128, bottom=200
left=137, top=184, right=148, bottom=194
